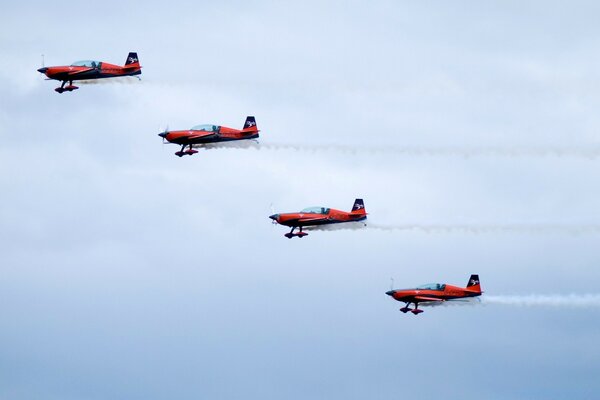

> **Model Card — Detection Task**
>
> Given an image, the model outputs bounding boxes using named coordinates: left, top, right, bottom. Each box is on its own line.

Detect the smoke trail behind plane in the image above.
left=195, top=141, right=600, bottom=159
left=484, top=294, right=600, bottom=308
left=304, top=222, right=367, bottom=231
left=195, top=141, right=261, bottom=150
left=78, top=77, right=141, bottom=85
left=368, top=223, right=600, bottom=235
left=262, top=142, right=600, bottom=159
left=409, top=295, right=600, bottom=308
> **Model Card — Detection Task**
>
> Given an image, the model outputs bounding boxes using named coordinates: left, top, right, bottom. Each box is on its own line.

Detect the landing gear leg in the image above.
left=411, top=302, right=424, bottom=315
left=284, top=227, right=296, bottom=239
left=297, top=226, right=308, bottom=238
left=185, top=144, right=198, bottom=156
left=175, top=145, right=186, bottom=157
left=64, top=80, right=79, bottom=92
left=400, top=303, right=412, bottom=313
left=55, top=81, right=67, bottom=93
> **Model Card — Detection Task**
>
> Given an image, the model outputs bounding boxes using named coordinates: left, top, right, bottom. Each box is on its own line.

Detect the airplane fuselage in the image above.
left=38, top=62, right=141, bottom=82
left=163, top=128, right=259, bottom=145
left=386, top=285, right=481, bottom=304
left=271, top=209, right=366, bottom=228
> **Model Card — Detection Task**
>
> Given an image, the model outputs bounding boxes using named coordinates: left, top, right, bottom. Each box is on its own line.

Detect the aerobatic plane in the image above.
left=386, top=275, right=482, bottom=315
left=37, top=52, right=141, bottom=93
left=158, top=116, right=259, bottom=157
left=269, top=199, right=367, bottom=238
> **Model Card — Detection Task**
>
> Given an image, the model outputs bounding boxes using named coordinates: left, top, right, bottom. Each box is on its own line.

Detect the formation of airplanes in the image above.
left=37, top=52, right=487, bottom=316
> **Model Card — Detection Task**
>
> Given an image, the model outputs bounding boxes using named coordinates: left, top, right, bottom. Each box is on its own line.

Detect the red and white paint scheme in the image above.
left=269, top=199, right=367, bottom=238
left=386, top=275, right=482, bottom=315
left=37, top=52, right=141, bottom=93
left=158, top=116, right=259, bottom=157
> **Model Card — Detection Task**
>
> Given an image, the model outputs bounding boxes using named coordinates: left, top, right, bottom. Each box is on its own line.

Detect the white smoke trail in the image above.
left=77, top=77, right=141, bottom=85
left=191, top=141, right=600, bottom=159
left=193, top=140, right=261, bottom=150
left=423, top=297, right=482, bottom=307
left=368, top=223, right=600, bottom=235
left=303, top=221, right=367, bottom=231
left=262, top=142, right=600, bottom=159
left=403, top=295, right=600, bottom=308
left=484, top=294, right=600, bottom=308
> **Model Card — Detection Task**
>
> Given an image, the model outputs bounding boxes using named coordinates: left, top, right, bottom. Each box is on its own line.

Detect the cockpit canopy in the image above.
left=71, top=60, right=101, bottom=68
left=190, top=124, right=219, bottom=132
left=416, top=283, right=446, bottom=291
left=300, top=207, right=330, bottom=214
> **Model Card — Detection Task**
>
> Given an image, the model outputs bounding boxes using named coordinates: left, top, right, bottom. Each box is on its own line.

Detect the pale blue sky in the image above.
left=1, top=1, right=600, bottom=399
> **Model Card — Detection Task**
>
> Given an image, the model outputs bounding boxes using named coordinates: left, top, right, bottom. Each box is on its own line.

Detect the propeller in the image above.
left=158, top=124, right=169, bottom=144
left=390, top=277, right=394, bottom=291
left=270, top=203, right=278, bottom=225
left=37, top=54, right=49, bottom=75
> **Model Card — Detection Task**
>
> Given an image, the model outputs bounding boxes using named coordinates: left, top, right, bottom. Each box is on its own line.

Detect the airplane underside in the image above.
left=398, top=296, right=480, bottom=314
left=53, top=72, right=141, bottom=93
left=175, top=136, right=260, bottom=157
left=282, top=219, right=367, bottom=238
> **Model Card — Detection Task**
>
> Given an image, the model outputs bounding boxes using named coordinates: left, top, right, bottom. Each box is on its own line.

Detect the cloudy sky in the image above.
left=2, top=1, right=600, bottom=399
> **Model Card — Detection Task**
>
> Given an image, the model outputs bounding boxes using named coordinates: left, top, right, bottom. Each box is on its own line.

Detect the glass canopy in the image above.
left=71, top=60, right=101, bottom=68
left=416, top=283, right=446, bottom=291
left=300, top=207, right=330, bottom=214
left=190, top=124, right=218, bottom=132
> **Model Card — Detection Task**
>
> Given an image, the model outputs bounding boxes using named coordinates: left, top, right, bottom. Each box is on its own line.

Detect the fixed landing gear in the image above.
left=55, top=80, right=78, bottom=93
left=284, top=227, right=308, bottom=239
left=400, top=302, right=423, bottom=315
left=175, top=145, right=198, bottom=157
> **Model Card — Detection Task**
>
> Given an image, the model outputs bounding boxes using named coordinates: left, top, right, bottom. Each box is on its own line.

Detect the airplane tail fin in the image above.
left=350, top=199, right=367, bottom=216
left=241, top=116, right=259, bottom=135
left=466, top=274, right=481, bottom=293
left=124, top=52, right=140, bottom=67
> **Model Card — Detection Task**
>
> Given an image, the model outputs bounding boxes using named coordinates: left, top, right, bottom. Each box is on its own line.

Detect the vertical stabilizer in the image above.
left=243, top=116, right=257, bottom=129
left=125, top=52, right=140, bottom=66
left=242, top=116, right=258, bottom=134
left=350, top=199, right=366, bottom=215
left=466, top=274, right=481, bottom=293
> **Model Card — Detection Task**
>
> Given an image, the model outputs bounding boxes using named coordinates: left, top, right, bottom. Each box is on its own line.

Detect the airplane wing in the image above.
left=413, top=296, right=445, bottom=302
left=298, top=217, right=329, bottom=223
left=188, top=132, right=219, bottom=140
left=66, top=68, right=94, bottom=76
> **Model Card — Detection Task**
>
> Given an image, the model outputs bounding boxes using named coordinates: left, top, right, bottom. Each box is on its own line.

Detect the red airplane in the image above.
left=386, top=275, right=482, bottom=315
left=37, top=52, right=141, bottom=93
left=158, top=116, right=259, bottom=157
left=269, top=199, right=367, bottom=238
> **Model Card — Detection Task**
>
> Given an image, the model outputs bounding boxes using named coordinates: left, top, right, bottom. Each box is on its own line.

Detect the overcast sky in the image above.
left=1, top=1, right=600, bottom=399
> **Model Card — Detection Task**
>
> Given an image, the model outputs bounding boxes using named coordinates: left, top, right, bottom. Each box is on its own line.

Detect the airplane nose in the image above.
left=158, top=132, right=167, bottom=138
left=269, top=214, right=279, bottom=221
left=385, top=290, right=396, bottom=296
left=37, top=67, right=48, bottom=74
